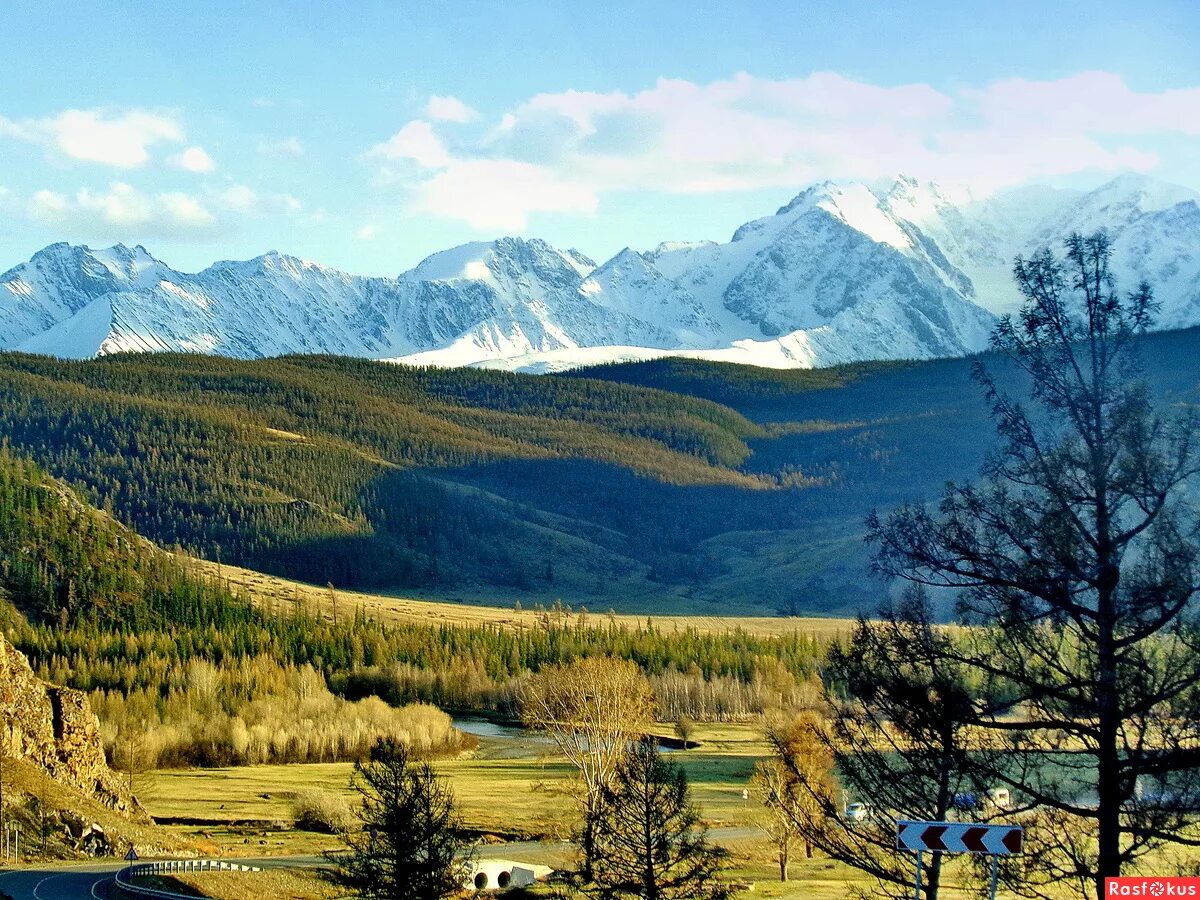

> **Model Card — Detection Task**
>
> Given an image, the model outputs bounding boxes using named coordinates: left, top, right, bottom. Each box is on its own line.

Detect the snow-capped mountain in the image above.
left=3, top=174, right=1198, bottom=371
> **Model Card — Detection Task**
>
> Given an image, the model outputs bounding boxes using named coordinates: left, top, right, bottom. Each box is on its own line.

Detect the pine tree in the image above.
left=869, top=233, right=1200, bottom=899
left=588, top=738, right=730, bottom=900
left=330, top=737, right=471, bottom=900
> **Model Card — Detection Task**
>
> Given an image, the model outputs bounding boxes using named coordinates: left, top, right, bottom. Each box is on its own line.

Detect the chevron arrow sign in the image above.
left=896, top=820, right=1024, bottom=855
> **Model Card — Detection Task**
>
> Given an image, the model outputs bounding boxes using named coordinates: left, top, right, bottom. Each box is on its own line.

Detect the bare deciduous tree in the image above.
left=751, top=758, right=799, bottom=881
left=755, top=709, right=838, bottom=880
left=520, top=656, right=654, bottom=875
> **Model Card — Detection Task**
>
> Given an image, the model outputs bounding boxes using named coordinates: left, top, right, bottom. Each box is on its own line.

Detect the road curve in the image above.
left=0, top=861, right=123, bottom=900
left=0, top=855, right=334, bottom=900
left=0, top=833, right=762, bottom=900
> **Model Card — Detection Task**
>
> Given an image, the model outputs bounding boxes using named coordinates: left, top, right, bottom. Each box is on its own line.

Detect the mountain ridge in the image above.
left=3, top=173, right=1198, bottom=370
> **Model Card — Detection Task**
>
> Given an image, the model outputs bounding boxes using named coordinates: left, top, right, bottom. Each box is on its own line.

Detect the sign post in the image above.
left=124, top=845, right=139, bottom=877
left=896, top=820, right=1023, bottom=900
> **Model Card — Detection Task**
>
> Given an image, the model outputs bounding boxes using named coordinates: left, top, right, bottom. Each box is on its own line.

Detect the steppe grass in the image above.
left=190, top=557, right=851, bottom=640
left=158, top=869, right=340, bottom=900
left=141, top=721, right=772, bottom=842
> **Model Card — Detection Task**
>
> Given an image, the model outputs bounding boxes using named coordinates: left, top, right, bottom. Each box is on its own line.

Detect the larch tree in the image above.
left=868, top=233, right=1200, bottom=899
left=770, top=591, right=990, bottom=900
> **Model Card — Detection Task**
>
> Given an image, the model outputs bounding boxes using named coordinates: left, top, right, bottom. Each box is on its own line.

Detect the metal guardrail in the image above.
left=114, top=860, right=263, bottom=899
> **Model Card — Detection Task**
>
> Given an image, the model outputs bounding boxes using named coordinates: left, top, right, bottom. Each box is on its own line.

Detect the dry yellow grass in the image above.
left=186, top=557, right=850, bottom=640
left=164, top=869, right=339, bottom=900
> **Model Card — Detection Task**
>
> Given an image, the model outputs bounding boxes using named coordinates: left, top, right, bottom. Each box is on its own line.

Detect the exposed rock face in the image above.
left=0, top=636, right=136, bottom=814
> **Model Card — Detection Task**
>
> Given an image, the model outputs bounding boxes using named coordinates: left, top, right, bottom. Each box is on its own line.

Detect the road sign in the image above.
left=125, top=847, right=139, bottom=862
left=896, top=820, right=1023, bottom=855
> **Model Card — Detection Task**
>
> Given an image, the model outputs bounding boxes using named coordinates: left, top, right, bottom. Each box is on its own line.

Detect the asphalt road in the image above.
left=0, top=833, right=763, bottom=899
left=0, top=856, right=328, bottom=900
left=0, top=861, right=124, bottom=900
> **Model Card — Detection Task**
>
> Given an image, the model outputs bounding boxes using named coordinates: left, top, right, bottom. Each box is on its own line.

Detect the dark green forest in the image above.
left=0, top=352, right=777, bottom=602
left=1, top=327, right=1197, bottom=615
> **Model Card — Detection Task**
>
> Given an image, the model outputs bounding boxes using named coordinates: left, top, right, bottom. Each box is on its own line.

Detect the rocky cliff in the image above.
left=0, top=635, right=136, bottom=815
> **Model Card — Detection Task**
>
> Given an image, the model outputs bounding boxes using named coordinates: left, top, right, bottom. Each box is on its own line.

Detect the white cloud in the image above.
left=28, top=182, right=216, bottom=236
left=215, top=184, right=259, bottom=212
left=1, top=108, right=184, bottom=167
left=154, top=192, right=216, bottom=228
left=29, top=189, right=70, bottom=220
left=366, top=71, right=1200, bottom=229
left=368, top=120, right=451, bottom=168
left=355, top=224, right=377, bottom=241
left=414, top=160, right=598, bottom=231
left=75, top=183, right=156, bottom=225
left=20, top=179, right=307, bottom=241
left=211, top=183, right=303, bottom=216
left=258, top=136, right=305, bottom=157
left=426, top=95, right=478, bottom=123
left=169, top=146, right=216, bottom=173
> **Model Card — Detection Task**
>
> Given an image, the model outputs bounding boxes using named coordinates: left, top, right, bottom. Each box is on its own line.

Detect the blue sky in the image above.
left=1, top=0, right=1197, bottom=274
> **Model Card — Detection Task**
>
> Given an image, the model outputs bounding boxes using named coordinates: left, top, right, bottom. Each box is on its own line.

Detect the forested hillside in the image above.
left=0, top=450, right=825, bottom=765
left=0, top=353, right=784, bottom=604
left=2, top=327, right=1198, bottom=614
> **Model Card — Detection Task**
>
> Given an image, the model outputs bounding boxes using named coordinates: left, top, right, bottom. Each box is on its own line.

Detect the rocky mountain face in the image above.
left=0, top=635, right=137, bottom=814
left=2, top=174, right=1197, bottom=370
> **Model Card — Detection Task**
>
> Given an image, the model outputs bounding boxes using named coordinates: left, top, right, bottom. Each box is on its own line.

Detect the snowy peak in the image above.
left=814, top=182, right=916, bottom=251
left=15, top=242, right=165, bottom=287
left=2, top=173, right=1199, bottom=371
left=581, top=249, right=718, bottom=347
left=1086, top=172, right=1199, bottom=213
left=0, top=243, right=170, bottom=347
left=1039, top=173, right=1200, bottom=242
left=405, top=237, right=595, bottom=286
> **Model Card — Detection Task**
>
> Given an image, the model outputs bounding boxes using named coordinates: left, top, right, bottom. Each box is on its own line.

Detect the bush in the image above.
left=292, top=789, right=353, bottom=834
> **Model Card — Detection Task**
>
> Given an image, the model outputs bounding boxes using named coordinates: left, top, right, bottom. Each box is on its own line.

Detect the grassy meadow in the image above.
left=187, top=556, right=853, bottom=640
left=139, top=720, right=1021, bottom=899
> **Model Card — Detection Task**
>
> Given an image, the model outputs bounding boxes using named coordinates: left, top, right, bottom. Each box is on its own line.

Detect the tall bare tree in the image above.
left=754, top=710, right=834, bottom=880
left=520, top=656, right=654, bottom=875
left=869, top=233, right=1200, bottom=899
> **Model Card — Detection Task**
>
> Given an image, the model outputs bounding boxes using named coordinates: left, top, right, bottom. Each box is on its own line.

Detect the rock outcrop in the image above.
left=0, top=635, right=136, bottom=814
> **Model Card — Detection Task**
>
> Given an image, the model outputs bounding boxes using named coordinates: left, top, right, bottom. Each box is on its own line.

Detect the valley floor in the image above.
left=135, top=721, right=995, bottom=899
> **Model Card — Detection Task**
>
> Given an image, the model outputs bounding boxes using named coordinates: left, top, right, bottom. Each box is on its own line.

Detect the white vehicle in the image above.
left=988, top=788, right=1012, bottom=810
left=844, top=802, right=874, bottom=823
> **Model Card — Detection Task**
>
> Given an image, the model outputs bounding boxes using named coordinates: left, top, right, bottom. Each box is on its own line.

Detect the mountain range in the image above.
left=2, top=173, right=1198, bottom=371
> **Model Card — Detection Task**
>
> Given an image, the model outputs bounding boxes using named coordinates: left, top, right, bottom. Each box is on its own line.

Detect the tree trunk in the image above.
left=1095, top=622, right=1122, bottom=899
left=779, top=837, right=790, bottom=881
left=925, top=851, right=942, bottom=900
left=1094, top=425, right=1122, bottom=900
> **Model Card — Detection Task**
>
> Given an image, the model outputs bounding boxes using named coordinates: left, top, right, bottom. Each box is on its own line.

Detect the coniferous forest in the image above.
left=4, top=332, right=1199, bottom=614
left=0, top=446, right=822, bottom=765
